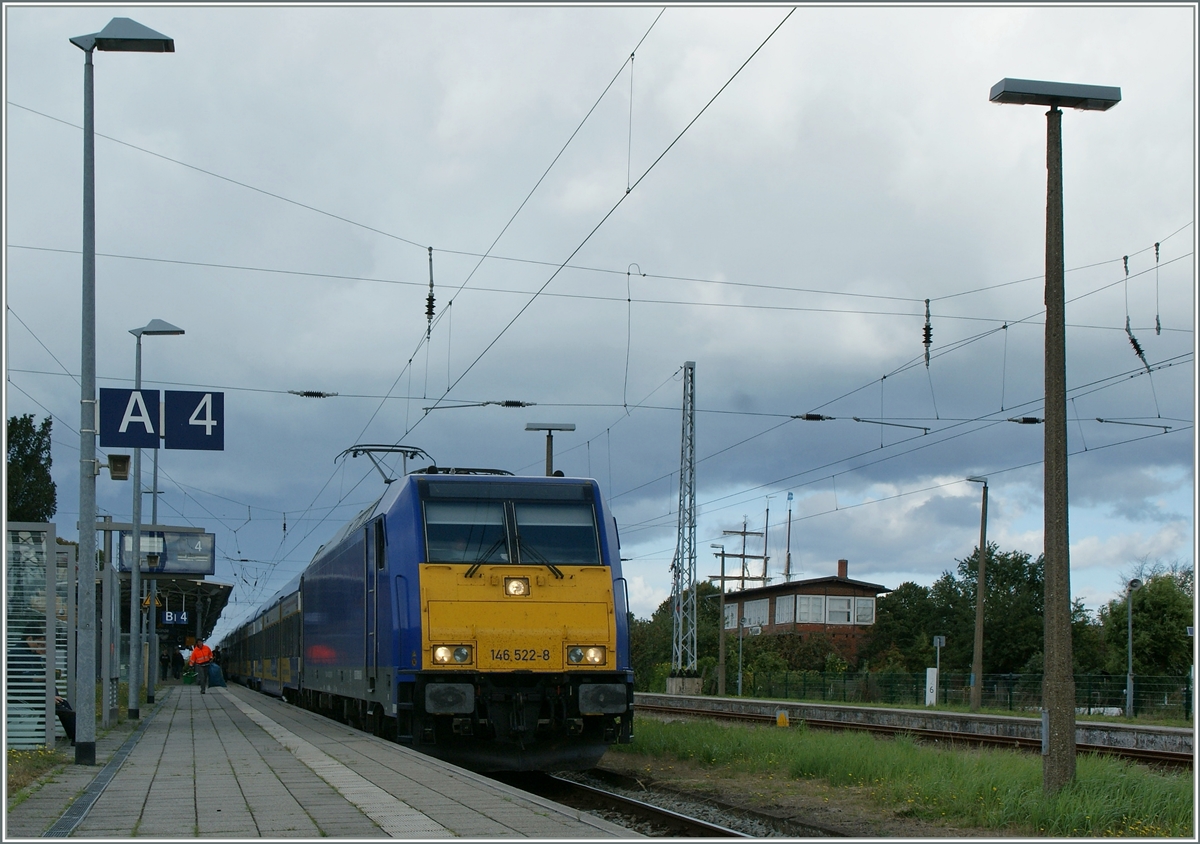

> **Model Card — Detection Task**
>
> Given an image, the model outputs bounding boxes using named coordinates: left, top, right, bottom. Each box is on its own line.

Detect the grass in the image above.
left=616, top=716, right=1194, bottom=837
left=5, top=745, right=72, bottom=797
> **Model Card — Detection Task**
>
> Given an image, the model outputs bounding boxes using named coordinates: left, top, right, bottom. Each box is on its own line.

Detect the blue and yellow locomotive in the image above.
left=221, top=465, right=634, bottom=771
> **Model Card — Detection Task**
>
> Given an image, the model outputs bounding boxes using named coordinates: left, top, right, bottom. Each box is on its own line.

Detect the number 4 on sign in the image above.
left=189, top=392, right=217, bottom=435
left=164, top=390, right=224, bottom=451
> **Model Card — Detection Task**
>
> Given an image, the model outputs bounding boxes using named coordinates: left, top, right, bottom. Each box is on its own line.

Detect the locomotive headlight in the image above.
left=504, top=577, right=530, bottom=597
left=433, top=645, right=473, bottom=665
left=567, top=645, right=606, bottom=665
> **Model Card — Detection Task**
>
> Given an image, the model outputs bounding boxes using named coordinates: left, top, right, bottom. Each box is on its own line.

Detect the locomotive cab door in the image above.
left=365, top=518, right=386, bottom=695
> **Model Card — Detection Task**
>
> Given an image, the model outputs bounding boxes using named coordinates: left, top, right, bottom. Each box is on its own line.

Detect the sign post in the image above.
left=927, top=636, right=946, bottom=707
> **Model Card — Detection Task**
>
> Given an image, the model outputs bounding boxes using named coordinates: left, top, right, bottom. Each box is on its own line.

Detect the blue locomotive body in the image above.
left=222, top=469, right=634, bottom=771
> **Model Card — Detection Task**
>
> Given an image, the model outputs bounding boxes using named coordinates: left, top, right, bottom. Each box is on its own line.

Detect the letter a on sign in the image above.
left=98, top=388, right=159, bottom=448
left=164, top=390, right=224, bottom=450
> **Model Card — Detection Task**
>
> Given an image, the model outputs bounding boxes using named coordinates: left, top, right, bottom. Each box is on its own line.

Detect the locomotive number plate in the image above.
left=490, top=648, right=551, bottom=662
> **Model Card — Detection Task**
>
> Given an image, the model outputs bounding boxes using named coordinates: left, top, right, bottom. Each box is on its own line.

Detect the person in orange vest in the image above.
left=190, top=639, right=214, bottom=695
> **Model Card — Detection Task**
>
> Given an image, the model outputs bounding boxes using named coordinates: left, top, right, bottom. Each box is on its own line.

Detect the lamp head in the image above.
left=989, top=78, right=1120, bottom=111
left=71, top=18, right=174, bottom=53
left=966, top=476, right=987, bottom=485
left=131, top=319, right=185, bottom=338
left=1128, top=578, right=1142, bottom=592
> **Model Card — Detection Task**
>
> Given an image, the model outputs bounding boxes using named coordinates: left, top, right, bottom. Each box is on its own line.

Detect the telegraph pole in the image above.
left=722, top=519, right=766, bottom=591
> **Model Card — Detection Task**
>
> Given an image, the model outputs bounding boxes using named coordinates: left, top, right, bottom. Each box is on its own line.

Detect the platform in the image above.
left=5, top=682, right=639, bottom=839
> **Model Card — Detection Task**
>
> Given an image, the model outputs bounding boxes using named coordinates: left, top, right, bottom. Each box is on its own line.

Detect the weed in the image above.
left=613, top=716, right=1193, bottom=836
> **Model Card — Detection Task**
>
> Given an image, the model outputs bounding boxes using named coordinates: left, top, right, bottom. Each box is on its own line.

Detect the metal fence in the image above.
left=728, top=670, right=1193, bottom=719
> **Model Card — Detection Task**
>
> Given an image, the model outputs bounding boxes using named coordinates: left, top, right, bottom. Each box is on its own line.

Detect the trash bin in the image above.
left=182, top=669, right=196, bottom=685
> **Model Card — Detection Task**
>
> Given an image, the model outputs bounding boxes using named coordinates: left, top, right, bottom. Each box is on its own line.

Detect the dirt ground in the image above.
left=595, top=751, right=1029, bottom=838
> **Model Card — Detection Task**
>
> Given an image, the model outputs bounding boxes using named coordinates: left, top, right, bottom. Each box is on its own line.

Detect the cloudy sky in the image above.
left=4, top=4, right=1195, bottom=643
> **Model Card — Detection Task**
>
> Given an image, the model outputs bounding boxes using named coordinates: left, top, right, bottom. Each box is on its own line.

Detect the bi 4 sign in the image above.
left=99, top=389, right=224, bottom=451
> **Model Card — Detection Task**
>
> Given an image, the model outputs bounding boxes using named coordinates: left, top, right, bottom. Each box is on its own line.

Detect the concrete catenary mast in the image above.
left=670, top=362, right=697, bottom=673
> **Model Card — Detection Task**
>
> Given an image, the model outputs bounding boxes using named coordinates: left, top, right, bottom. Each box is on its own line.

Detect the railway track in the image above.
left=637, top=701, right=1193, bottom=769
left=496, top=772, right=753, bottom=837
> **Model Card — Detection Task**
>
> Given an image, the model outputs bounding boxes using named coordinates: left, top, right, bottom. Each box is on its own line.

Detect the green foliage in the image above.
left=6, top=414, right=56, bottom=523
left=615, top=717, right=1195, bottom=836
left=858, top=581, right=935, bottom=671
left=6, top=745, right=70, bottom=798
left=629, top=580, right=726, bottom=690
left=862, top=548, right=1049, bottom=674
left=1099, top=566, right=1194, bottom=676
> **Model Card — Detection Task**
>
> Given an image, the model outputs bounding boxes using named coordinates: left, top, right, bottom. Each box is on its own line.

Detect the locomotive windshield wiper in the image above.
left=464, top=536, right=509, bottom=578
left=516, top=539, right=564, bottom=579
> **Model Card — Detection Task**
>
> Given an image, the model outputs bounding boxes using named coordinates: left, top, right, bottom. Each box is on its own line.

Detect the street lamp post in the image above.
left=524, top=423, right=575, bottom=476
left=129, top=320, right=184, bottom=713
left=990, top=77, right=1120, bottom=794
left=967, top=476, right=988, bottom=712
left=737, top=616, right=748, bottom=696
left=70, top=16, right=173, bottom=766
left=711, top=544, right=726, bottom=696
left=1126, top=578, right=1142, bottom=717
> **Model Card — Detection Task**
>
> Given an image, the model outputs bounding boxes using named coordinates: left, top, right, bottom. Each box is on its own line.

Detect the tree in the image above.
left=859, top=581, right=936, bottom=672
left=629, top=580, right=724, bottom=691
left=1098, top=564, right=1193, bottom=677
left=926, top=546, right=1047, bottom=675
left=6, top=414, right=56, bottom=522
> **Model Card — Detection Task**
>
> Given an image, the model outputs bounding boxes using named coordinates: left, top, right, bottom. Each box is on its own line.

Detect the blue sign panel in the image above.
left=164, top=391, right=224, bottom=451
left=98, top=388, right=160, bottom=448
left=118, top=531, right=216, bottom=575
left=162, top=610, right=190, bottom=626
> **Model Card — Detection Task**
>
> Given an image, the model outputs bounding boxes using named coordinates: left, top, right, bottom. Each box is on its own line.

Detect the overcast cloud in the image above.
left=3, top=4, right=1195, bottom=642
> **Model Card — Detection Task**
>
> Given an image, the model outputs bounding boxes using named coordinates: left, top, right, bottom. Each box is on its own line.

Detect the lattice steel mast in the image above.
left=671, top=361, right=697, bottom=673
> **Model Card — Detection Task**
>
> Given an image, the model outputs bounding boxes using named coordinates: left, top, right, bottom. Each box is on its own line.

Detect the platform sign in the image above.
left=118, top=530, right=215, bottom=575
left=161, top=610, right=190, bottom=626
left=98, top=388, right=160, bottom=448
left=925, top=667, right=939, bottom=706
left=164, top=391, right=224, bottom=451
left=100, top=388, right=224, bottom=451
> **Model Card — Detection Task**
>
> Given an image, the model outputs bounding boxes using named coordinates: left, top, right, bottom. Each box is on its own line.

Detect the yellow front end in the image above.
left=420, top=564, right=615, bottom=671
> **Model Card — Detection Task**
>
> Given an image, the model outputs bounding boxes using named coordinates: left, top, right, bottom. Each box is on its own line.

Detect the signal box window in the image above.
left=796, top=595, right=823, bottom=623
left=827, top=597, right=852, bottom=624
left=855, top=597, right=875, bottom=624
left=425, top=501, right=508, bottom=563
left=514, top=503, right=600, bottom=565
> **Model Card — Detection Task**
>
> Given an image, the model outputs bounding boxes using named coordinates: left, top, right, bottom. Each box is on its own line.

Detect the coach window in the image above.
left=424, top=501, right=508, bottom=564
left=513, top=503, right=600, bottom=565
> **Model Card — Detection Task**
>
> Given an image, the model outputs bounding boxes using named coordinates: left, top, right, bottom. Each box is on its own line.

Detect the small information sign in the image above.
left=118, top=531, right=215, bottom=575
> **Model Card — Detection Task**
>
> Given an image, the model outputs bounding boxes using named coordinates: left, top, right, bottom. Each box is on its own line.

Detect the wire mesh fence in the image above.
left=723, top=670, right=1193, bottom=719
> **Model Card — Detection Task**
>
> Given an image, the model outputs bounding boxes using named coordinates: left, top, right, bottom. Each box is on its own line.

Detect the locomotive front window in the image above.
left=425, top=501, right=509, bottom=563
left=514, top=503, right=600, bottom=566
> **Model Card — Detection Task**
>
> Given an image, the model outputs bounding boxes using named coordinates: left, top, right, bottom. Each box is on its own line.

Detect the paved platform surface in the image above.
left=5, top=682, right=638, bottom=839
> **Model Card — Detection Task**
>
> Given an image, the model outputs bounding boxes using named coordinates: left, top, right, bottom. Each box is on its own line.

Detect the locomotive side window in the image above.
left=513, top=503, right=600, bottom=566
left=425, top=501, right=508, bottom=563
